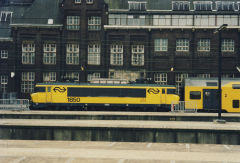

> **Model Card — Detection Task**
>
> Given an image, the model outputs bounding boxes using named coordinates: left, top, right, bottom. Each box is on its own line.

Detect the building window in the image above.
left=176, top=39, right=189, bottom=52
left=88, top=16, right=101, bottom=31
left=66, top=16, right=80, bottom=30
left=222, top=74, right=235, bottom=78
left=193, top=1, right=212, bottom=11
left=153, top=15, right=171, bottom=26
left=64, top=72, right=79, bottom=81
left=197, top=74, right=210, bottom=78
left=154, top=73, right=167, bottom=85
left=109, top=14, right=127, bottom=25
left=172, top=1, right=190, bottom=11
left=1, top=50, right=8, bottom=59
left=176, top=73, right=188, bottom=94
left=0, top=11, right=13, bottom=22
left=172, top=15, right=193, bottom=26
left=88, top=44, right=100, bottom=65
left=194, top=15, right=215, bottom=26
left=75, top=0, right=81, bottom=3
left=127, top=15, right=145, bottom=26
left=0, top=75, right=8, bottom=92
left=154, top=39, right=168, bottom=52
left=86, top=0, right=93, bottom=4
left=22, top=42, right=35, bottom=64
left=128, top=1, right=147, bottom=11
left=21, top=72, right=35, bottom=93
left=197, top=39, right=210, bottom=52
left=88, top=72, right=100, bottom=81
left=222, top=39, right=234, bottom=52
left=43, top=72, right=56, bottom=82
left=131, top=45, right=144, bottom=66
left=43, top=43, right=56, bottom=64
left=110, top=44, right=123, bottom=66
left=216, top=1, right=235, bottom=11
left=66, top=44, right=79, bottom=65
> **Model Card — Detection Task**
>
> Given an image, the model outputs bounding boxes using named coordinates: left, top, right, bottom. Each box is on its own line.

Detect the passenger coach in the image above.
left=30, top=83, right=180, bottom=111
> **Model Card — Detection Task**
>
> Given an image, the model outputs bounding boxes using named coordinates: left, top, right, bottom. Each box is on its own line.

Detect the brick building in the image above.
left=0, top=0, right=240, bottom=99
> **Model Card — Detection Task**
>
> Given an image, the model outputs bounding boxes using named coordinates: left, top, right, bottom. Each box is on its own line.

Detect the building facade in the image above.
left=0, top=0, right=240, bottom=99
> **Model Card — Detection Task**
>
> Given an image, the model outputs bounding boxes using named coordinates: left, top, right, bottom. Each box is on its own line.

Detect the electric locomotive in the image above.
left=30, top=82, right=180, bottom=111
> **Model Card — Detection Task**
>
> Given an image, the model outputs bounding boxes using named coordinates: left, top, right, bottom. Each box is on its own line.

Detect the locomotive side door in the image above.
left=161, top=88, right=166, bottom=104
left=203, top=89, right=219, bottom=110
left=46, top=87, right=52, bottom=103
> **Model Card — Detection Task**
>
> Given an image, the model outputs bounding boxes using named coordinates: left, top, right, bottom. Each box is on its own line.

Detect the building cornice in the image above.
left=10, top=24, right=63, bottom=29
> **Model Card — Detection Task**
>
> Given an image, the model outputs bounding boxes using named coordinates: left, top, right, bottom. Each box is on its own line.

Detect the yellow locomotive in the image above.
left=184, top=78, right=240, bottom=113
left=30, top=83, right=180, bottom=111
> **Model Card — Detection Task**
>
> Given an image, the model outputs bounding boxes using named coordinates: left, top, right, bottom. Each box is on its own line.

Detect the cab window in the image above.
left=190, top=91, right=201, bottom=99
left=167, top=89, right=176, bottom=94
left=35, top=87, right=46, bottom=92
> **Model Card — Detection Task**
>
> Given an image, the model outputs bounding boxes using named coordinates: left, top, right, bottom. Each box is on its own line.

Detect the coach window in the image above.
left=190, top=91, right=201, bottom=99
left=233, top=100, right=239, bottom=108
left=48, top=87, right=51, bottom=92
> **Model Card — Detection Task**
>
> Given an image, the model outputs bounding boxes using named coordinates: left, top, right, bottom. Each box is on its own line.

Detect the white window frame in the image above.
left=66, top=44, right=79, bottom=65
left=66, top=16, right=80, bottom=30
left=154, top=39, right=168, bottom=52
left=176, top=39, right=189, bottom=52
left=0, top=75, right=8, bottom=92
left=88, top=44, right=100, bottom=65
left=86, top=0, right=93, bottom=4
left=154, top=73, right=167, bottom=85
left=175, top=73, right=188, bottom=94
left=1, top=50, right=8, bottom=59
left=0, top=11, right=13, bottom=22
left=197, top=73, right=211, bottom=78
left=197, top=39, right=210, bottom=52
left=43, top=43, right=56, bottom=65
left=110, top=44, right=123, bottom=66
left=88, top=72, right=100, bottom=81
left=75, top=0, right=81, bottom=4
left=22, top=42, right=35, bottom=64
left=43, top=72, right=56, bottom=82
left=128, top=1, right=147, bottom=11
left=131, top=45, right=144, bottom=66
left=88, top=16, right=101, bottom=31
left=64, top=72, right=79, bottom=81
left=21, top=72, right=35, bottom=93
left=193, top=1, right=213, bottom=11
left=222, top=39, right=234, bottom=52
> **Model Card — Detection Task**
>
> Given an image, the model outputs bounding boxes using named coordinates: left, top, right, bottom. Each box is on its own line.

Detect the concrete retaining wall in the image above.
left=0, top=126, right=239, bottom=145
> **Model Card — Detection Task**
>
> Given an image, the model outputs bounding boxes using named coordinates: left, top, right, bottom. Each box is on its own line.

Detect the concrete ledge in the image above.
left=0, top=119, right=240, bottom=145
left=1, top=140, right=240, bottom=163
left=1, top=111, right=240, bottom=122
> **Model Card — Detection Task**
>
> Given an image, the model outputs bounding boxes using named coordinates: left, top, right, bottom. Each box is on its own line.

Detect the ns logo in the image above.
left=147, top=88, right=160, bottom=94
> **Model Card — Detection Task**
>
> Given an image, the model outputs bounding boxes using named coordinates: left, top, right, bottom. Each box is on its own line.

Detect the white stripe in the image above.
left=109, top=142, right=116, bottom=147
left=147, top=143, right=152, bottom=148
left=11, top=157, right=26, bottom=163
left=64, top=158, right=75, bottom=163
left=118, top=159, right=125, bottom=163
left=224, top=145, right=231, bottom=151
left=186, top=144, right=190, bottom=151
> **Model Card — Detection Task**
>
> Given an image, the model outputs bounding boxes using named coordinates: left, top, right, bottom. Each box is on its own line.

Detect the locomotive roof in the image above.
left=185, top=78, right=240, bottom=87
left=36, top=82, right=176, bottom=88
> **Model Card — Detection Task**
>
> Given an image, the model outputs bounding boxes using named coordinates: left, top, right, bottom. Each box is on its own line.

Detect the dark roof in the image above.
left=105, top=0, right=239, bottom=10
left=0, top=0, right=63, bottom=38
left=36, top=82, right=176, bottom=88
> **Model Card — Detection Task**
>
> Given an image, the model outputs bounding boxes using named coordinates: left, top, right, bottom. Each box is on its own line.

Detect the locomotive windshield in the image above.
left=34, top=87, right=46, bottom=93
left=167, top=89, right=176, bottom=94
